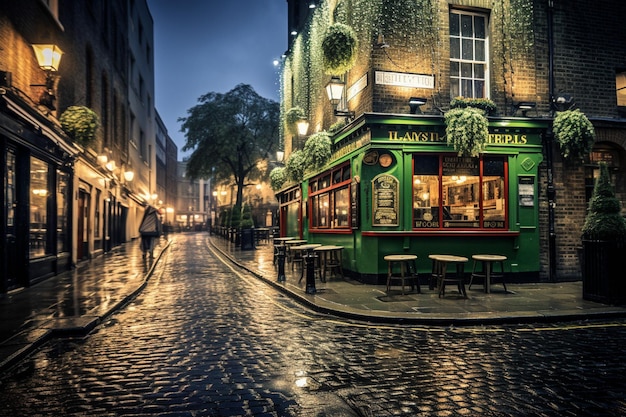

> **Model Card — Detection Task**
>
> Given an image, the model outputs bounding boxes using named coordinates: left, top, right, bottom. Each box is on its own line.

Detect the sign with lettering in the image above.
left=351, top=177, right=360, bottom=229
left=372, top=174, right=399, bottom=226
left=442, top=156, right=479, bottom=176
left=347, top=73, right=367, bottom=101
left=375, top=71, right=435, bottom=89
left=518, top=176, right=535, bottom=207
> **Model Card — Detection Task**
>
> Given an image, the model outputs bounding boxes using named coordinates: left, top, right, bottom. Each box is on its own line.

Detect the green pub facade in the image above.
left=279, top=0, right=626, bottom=283
left=278, top=114, right=548, bottom=283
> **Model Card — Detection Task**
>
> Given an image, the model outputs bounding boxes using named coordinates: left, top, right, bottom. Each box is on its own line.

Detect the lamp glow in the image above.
left=32, top=44, right=63, bottom=72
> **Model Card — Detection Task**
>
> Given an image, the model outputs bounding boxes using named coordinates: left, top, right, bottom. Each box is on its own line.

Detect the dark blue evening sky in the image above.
left=148, top=1, right=287, bottom=157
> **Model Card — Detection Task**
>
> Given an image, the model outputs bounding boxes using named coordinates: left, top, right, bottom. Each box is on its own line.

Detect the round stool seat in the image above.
left=472, top=254, right=507, bottom=262
left=470, top=254, right=508, bottom=294
left=384, top=255, right=419, bottom=295
left=384, top=254, right=417, bottom=262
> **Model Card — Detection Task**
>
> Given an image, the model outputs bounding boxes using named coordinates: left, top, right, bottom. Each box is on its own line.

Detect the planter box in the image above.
left=582, top=239, right=626, bottom=305
left=240, top=228, right=255, bottom=250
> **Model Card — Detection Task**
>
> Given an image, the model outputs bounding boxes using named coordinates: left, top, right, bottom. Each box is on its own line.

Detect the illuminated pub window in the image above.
left=309, top=163, right=351, bottom=230
left=413, top=155, right=507, bottom=229
left=30, top=157, right=50, bottom=257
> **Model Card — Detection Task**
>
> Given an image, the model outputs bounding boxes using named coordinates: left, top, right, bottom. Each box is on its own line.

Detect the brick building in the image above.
left=278, top=0, right=626, bottom=282
left=0, top=0, right=162, bottom=292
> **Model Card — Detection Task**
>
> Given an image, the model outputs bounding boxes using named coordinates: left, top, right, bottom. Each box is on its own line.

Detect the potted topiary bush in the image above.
left=321, top=23, right=358, bottom=75
left=553, top=109, right=595, bottom=163
left=240, top=203, right=255, bottom=250
left=581, top=162, right=626, bottom=304
left=444, top=106, right=489, bottom=157
left=303, top=131, right=332, bottom=171
left=59, top=106, right=100, bottom=147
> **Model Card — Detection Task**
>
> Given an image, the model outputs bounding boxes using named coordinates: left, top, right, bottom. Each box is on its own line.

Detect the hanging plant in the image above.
left=285, top=150, right=307, bottom=182
left=285, top=106, right=306, bottom=135
left=303, top=131, right=332, bottom=170
left=553, top=109, right=595, bottom=163
left=450, top=97, right=497, bottom=116
left=444, top=107, right=489, bottom=157
left=270, top=167, right=287, bottom=191
left=328, top=120, right=346, bottom=135
left=59, top=106, right=100, bottom=146
left=321, top=23, right=358, bottom=75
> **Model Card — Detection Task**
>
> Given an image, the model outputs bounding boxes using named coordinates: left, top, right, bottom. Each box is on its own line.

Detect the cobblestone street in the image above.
left=1, top=233, right=626, bottom=416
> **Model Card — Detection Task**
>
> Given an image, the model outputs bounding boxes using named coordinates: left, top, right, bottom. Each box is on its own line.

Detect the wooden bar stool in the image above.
left=469, top=254, right=507, bottom=293
left=428, top=254, right=445, bottom=290
left=429, top=255, right=468, bottom=298
left=384, top=254, right=420, bottom=295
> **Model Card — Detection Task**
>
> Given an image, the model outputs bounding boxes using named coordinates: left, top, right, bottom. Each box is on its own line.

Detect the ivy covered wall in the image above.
left=281, top=0, right=538, bottom=156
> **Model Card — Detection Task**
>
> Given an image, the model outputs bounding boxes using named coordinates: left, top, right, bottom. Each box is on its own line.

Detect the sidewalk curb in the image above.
left=210, top=240, right=626, bottom=326
left=0, top=241, right=171, bottom=375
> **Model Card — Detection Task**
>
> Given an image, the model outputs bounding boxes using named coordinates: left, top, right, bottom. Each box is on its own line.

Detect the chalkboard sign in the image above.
left=372, top=174, right=398, bottom=226
left=351, top=177, right=360, bottom=229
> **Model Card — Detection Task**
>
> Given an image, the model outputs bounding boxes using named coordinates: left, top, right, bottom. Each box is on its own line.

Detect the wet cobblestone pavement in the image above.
left=1, top=233, right=626, bottom=416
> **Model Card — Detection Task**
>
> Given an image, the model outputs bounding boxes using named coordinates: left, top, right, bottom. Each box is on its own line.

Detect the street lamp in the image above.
left=325, top=76, right=354, bottom=119
left=31, top=44, right=63, bottom=110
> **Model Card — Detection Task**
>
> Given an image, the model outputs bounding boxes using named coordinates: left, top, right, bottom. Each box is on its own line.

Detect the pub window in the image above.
left=449, top=10, right=489, bottom=99
left=56, top=170, right=70, bottom=253
left=617, top=70, right=626, bottom=107
left=586, top=144, right=620, bottom=202
left=309, top=163, right=351, bottom=230
left=413, top=154, right=507, bottom=230
left=30, top=157, right=50, bottom=257
left=94, top=189, right=101, bottom=239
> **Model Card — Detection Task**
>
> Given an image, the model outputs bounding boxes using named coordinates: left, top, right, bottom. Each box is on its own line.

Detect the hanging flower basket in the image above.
left=59, top=106, right=100, bottom=147
left=303, top=131, right=332, bottom=170
left=286, top=150, right=307, bottom=182
left=321, top=23, right=358, bottom=75
left=444, top=107, right=489, bottom=157
left=450, top=97, right=497, bottom=116
left=553, top=109, right=595, bottom=163
left=270, top=167, right=287, bottom=191
left=285, top=106, right=306, bottom=135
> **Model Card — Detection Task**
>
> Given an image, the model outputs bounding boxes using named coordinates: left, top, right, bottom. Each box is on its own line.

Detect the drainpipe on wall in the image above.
left=546, top=0, right=557, bottom=281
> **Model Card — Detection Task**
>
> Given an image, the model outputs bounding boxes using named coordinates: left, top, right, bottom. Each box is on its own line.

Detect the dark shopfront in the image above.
left=278, top=114, right=549, bottom=284
left=0, top=92, right=76, bottom=293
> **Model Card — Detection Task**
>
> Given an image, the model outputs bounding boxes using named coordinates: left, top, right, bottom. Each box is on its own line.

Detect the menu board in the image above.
left=372, top=174, right=398, bottom=226
left=351, top=177, right=360, bottom=229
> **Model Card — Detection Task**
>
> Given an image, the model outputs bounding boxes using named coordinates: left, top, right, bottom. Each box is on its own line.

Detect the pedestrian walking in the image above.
left=139, top=206, right=161, bottom=259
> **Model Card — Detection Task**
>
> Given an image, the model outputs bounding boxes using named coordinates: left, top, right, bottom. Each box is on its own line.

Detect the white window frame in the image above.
left=449, top=10, right=490, bottom=99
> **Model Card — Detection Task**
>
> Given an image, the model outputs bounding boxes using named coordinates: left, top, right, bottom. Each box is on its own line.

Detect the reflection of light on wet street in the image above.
left=295, top=377, right=308, bottom=387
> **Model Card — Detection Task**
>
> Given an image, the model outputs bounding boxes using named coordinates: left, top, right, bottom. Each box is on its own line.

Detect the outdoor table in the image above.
left=292, top=244, right=322, bottom=281
left=314, top=245, right=344, bottom=282
left=383, top=254, right=419, bottom=295
left=429, top=254, right=468, bottom=298
left=284, top=239, right=307, bottom=264
left=254, top=228, right=270, bottom=245
left=273, top=237, right=295, bottom=265
left=469, top=254, right=508, bottom=293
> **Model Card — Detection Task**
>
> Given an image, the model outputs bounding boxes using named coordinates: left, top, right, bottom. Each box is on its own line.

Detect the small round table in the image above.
left=314, top=246, right=345, bottom=282
left=469, top=254, right=508, bottom=293
left=429, top=255, right=468, bottom=298
left=383, top=254, right=419, bottom=295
